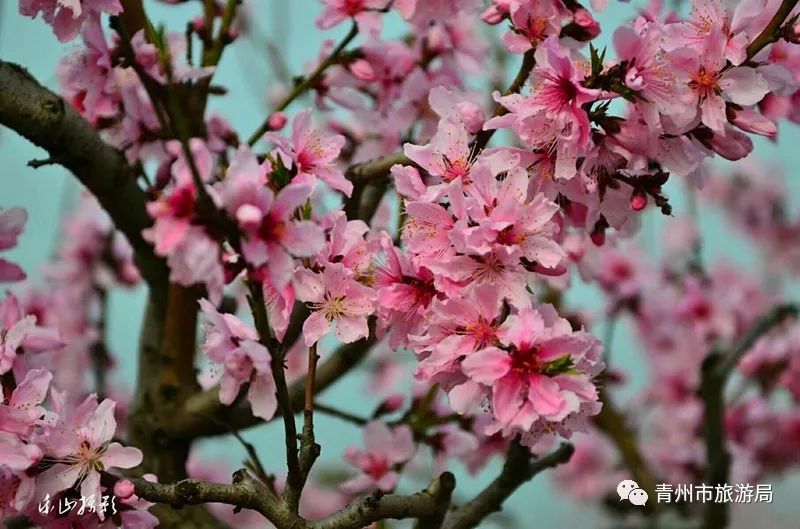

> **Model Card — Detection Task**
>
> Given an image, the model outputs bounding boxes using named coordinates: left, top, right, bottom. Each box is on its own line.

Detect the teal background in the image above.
left=1, top=1, right=799, bottom=526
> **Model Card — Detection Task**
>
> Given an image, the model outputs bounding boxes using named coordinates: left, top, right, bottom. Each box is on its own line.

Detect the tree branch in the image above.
left=0, top=60, right=167, bottom=287
left=127, top=470, right=309, bottom=529
left=315, top=473, right=456, bottom=529
left=700, top=303, right=798, bottom=529
left=442, top=442, right=573, bottom=529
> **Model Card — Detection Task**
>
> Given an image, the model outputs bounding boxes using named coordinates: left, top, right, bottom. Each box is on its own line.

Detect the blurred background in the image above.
left=2, top=0, right=799, bottom=527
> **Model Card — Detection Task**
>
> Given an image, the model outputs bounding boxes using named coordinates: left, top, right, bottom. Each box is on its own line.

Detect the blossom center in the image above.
left=315, top=295, right=352, bottom=321
left=167, top=185, right=196, bottom=218
left=258, top=217, right=286, bottom=243
left=442, top=155, right=471, bottom=182
left=510, top=347, right=544, bottom=375
left=462, top=318, right=496, bottom=348
left=690, top=67, right=719, bottom=100
left=364, top=454, right=390, bottom=480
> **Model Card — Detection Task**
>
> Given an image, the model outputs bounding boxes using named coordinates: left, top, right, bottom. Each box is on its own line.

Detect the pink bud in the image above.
left=705, top=128, right=753, bottom=161
left=191, top=16, right=207, bottom=33
left=349, top=59, right=376, bottom=82
left=730, top=107, right=777, bottom=139
left=567, top=8, right=601, bottom=41
left=382, top=394, right=404, bottom=413
left=114, top=479, right=136, bottom=500
left=533, top=262, right=567, bottom=276
left=480, top=5, right=505, bottom=25
left=268, top=112, right=287, bottom=131
left=630, top=190, right=648, bottom=211
left=456, top=102, right=485, bottom=134
left=373, top=394, right=405, bottom=417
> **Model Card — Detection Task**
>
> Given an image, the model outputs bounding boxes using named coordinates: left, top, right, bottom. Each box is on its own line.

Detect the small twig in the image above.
left=442, top=442, right=573, bottom=529
left=26, top=157, right=58, bottom=169
left=296, top=343, right=322, bottom=507
left=248, top=22, right=359, bottom=145
left=714, top=304, right=798, bottom=379
left=315, top=403, right=369, bottom=425
left=245, top=280, right=302, bottom=512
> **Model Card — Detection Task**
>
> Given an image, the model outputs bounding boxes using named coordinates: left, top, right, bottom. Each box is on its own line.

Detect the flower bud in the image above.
left=114, top=479, right=136, bottom=500
left=268, top=112, right=287, bottom=131
left=729, top=107, right=777, bottom=139
left=630, top=189, right=648, bottom=211
left=349, top=59, right=376, bottom=82
left=373, top=394, right=405, bottom=417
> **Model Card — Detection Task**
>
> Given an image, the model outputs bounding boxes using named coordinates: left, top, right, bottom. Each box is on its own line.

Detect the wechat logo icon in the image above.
left=618, top=480, right=648, bottom=506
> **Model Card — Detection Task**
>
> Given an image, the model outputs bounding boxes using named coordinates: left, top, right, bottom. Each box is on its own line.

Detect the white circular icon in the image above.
left=617, top=479, right=639, bottom=501
left=628, top=488, right=649, bottom=506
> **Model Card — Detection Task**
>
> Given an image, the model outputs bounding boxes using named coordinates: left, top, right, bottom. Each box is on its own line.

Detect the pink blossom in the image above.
left=670, top=30, right=770, bottom=133
left=0, top=432, right=42, bottom=472
left=340, top=421, right=415, bottom=494
left=0, top=293, right=63, bottom=375
left=404, top=119, right=474, bottom=184
left=501, top=0, right=569, bottom=54
left=462, top=305, right=603, bottom=442
left=58, top=16, right=117, bottom=125
left=316, top=0, right=387, bottom=34
left=552, top=431, right=627, bottom=500
left=36, top=395, right=142, bottom=511
left=613, top=22, right=694, bottom=129
left=0, top=208, right=27, bottom=283
left=396, top=0, right=481, bottom=28
left=487, top=37, right=600, bottom=179
left=293, top=263, right=376, bottom=346
left=0, top=465, right=37, bottom=519
left=664, top=0, right=773, bottom=65
left=216, top=146, right=324, bottom=289
left=144, top=139, right=214, bottom=256
left=0, top=368, right=53, bottom=436
left=198, top=299, right=277, bottom=421
left=266, top=109, right=352, bottom=196
left=316, top=212, right=374, bottom=278
left=412, top=284, right=503, bottom=414
left=374, top=237, right=437, bottom=349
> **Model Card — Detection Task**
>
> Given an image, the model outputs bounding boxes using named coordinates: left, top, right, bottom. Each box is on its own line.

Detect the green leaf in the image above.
left=541, top=355, right=578, bottom=376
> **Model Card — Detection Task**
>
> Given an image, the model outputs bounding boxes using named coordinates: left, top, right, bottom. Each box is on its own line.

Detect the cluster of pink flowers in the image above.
left=0, top=365, right=153, bottom=527
left=34, top=0, right=800, bottom=459
left=8, top=0, right=800, bottom=525
left=0, top=197, right=154, bottom=526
